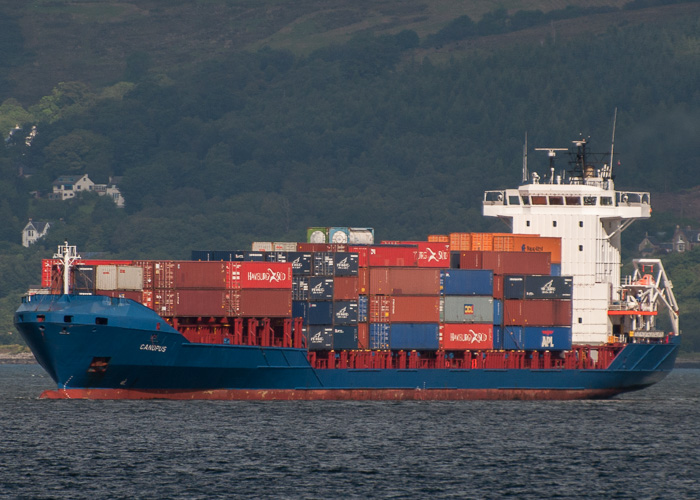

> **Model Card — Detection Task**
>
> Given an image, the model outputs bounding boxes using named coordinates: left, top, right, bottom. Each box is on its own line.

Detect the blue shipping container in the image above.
left=358, top=295, right=368, bottom=322
left=441, top=269, right=493, bottom=295
left=493, top=326, right=503, bottom=350
left=389, top=323, right=440, bottom=350
left=307, top=326, right=334, bottom=350
left=292, top=277, right=309, bottom=300
left=309, top=277, right=334, bottom=301
left=333, top=252, right=359, bottom=276
left=369, top=324, right=390, bottom=350
left=493, top=299, right=503, bottom=325
left=522, top=326, right=572, bottom=350
left=504, top=275, right=573, bottom=300
left=333, top=326, right=358, bottom=350
left=333, top=301, right=358, bottom=325
left=313, top=252, right=335, bottom=276
left=292, top=300, right=308, bottom=323
left=308, top=301, right=333, bottom=325
left=551, top=263, right=561, bottom=276
left=502, top=326, right=523, bottom=350
left=288, top=252, right=313, bottom=276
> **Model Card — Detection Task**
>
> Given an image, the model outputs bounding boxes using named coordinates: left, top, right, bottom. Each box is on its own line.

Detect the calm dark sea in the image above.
left=1, top=365, right=698, bottom=499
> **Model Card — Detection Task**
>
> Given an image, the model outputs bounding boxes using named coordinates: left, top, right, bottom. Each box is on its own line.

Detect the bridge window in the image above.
left=601, top=197, right=613, bottom=206
left=566, top=196, right=581, bottom=205
left=549, top=196, right=563, bottom=205
left=521, top=196, right=530, bottom=205
left=508, top=195, right=520, bottom=205
left=531, top=196, right=547, bottom=205
left=583, top=197, right=597, bottom=206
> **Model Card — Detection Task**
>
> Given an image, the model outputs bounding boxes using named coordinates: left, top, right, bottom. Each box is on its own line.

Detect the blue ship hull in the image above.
left=15, top=295, right=679, bottom=400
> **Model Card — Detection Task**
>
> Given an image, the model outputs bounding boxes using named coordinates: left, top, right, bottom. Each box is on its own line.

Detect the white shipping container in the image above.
left=117, top=265, right=144, bottom=291
left=348, top=227, right=374, bottom=245
left=96, top=265, right=118, bottom=291
left=251, top=242, right=273, bottom=252
left=273, top=242, right=298, bottom=252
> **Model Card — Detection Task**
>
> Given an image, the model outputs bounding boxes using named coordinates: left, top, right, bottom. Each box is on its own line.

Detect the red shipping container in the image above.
left=334, top=277, right=359, bottom=300
left=358, top=268, right=369, bottom=294
left=369, top=268, right=440, bottom=296
left=358, top=323, right=369, bottom=349
left=416, top=242, right=450, bottom=268
left=235, top=289, right=292, bottom=317
left=153, top=260, right=176, bottom=289
left=296, top=243, right=348, bottom=253
left=227, top=262, right=293, bottom=289
left=348, top=245, right=369, bottom=267
left=440, top=323, right=494, bottom=350
left=482, top=251, right=550, bottom=275
left=459, top=251, right=483, bottom=270
left=503, top=299, right=572, bottom=326
left=492, top=275, right=503, bottom=299
left=370, top=296, right=440, bottom=323
left=176, top=289, right=231, bottom=317
left=174, top=261, right=228, bottom=289
left=153, top=289, right=176, bottom=316
left=368, top=246, right=417, bottom=267
left=133, top=260, right=155, bottom=290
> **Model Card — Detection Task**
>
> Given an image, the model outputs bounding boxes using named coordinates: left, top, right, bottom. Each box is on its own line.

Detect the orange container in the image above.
left=428, top=234, right=449, bottom=243
left=449, top=233, right=471, bottom=251
left=471, top=233, right=494, bottom=251
left=512, top=236, right=562, bottom=264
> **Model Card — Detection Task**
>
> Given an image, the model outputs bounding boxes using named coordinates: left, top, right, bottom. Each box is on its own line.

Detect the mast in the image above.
left=53, top=242, right=80, bottom=295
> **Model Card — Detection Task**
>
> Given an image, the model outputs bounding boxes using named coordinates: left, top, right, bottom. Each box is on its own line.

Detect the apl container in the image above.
left=308, top=301, right=333, bottom=325
left=502, top=326, right=572, bottom=350
left=440, top=269, right=493, bottom=296
left=308, top=277, right=334, bottom=301
left=333, top=301, right=359, bottom=325
left=441, top=296, right=494, bottom=323
left=439, top=323, right=494, bottom=350
left=333, top=326, right=359, bottom=350
left=389, top=323, right=440, bottom=350
left=369, top=268, right=440, bottom=296
left=307, top=326, right=333, bottom=350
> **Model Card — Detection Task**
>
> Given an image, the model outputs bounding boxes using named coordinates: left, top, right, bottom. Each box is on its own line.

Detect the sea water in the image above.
left=1, top=364, right=698, bottom=499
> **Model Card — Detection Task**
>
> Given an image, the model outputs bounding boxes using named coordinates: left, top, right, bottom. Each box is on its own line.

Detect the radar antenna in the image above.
left=534, top=148, right=567, bottom=184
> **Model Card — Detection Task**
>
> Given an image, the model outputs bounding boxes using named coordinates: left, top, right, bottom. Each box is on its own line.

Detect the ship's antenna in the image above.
left=522, top=132, right=528, bottom=184
left=609, top=107, right=618, bottom=177
left=535, top=147, right=567, bottom=183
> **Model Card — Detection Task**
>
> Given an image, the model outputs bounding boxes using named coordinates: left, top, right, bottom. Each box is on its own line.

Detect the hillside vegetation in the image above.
left=1, top=0, right=700, bottom=351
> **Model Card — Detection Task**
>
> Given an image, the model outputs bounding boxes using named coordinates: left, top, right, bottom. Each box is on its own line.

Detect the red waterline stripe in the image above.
left=40, top=387, right=621, bottom=401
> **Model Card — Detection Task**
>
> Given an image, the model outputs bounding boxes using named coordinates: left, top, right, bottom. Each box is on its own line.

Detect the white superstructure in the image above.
left=483, top=139, right=652, bottom=344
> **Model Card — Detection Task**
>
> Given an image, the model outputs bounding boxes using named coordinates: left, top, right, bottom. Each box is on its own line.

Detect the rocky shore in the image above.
left=0, top=351, right=36, bottom=364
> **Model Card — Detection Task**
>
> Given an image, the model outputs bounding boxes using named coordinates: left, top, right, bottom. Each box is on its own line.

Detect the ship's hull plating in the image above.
left=16, top=295, right=679, bottom=400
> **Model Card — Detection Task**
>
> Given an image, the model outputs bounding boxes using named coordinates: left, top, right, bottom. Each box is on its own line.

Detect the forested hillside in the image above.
left=1, top=0, right=699, bottom=350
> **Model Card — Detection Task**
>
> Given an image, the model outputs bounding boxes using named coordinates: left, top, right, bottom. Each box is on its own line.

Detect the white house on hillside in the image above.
left=22, top=220, right=50, bottom=247
left=49, top=174, right=125, bottom=207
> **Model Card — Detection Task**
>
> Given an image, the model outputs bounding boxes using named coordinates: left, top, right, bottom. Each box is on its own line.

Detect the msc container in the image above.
left=441, top=296, right=494, bottom=323
left=333, top=252, right=359, bottom=276
left=333, top=326, right=359, bottom=350
left=439, top=323, right=494, bottom=350
left=348, top=227, right=375, bottom=245
left=504, top=275, right=573, bottom=300
left=251, top=241, right=273, bottom=252
left=358, top=295, right=368, bottom=322
left=369, top=323, right=390, bottom=350
left=358, top=323, right=369, bottom=349
left=369, top=268, right=440, bottom=296
left=235, top=289, right=291, bottom=317
left=333, top=277, right=359, bottom=300
left=329, top=227, right=350, bottom=244
left=440, top=269, right=493, bottom=296
left=389, top=323, right=440, bottom=350
left=292, top=277, right=309, bottom=300
left=368, top=246, right=417, bottom=267
left=73, top=265, right=95, bottom=294
left=307, top=227, right=329, bottom=243
left=308, top=301, right=333, bottom=325
left=292, top=300, right=308, bottom=322
left=482, top=251, right=551, bottom=275
left=333, top=300, right=359, bottom=325
left=370, top=296, right=441, bottom=323
left=308, top=277, right=334, bottom=301
left=313, top=252, right=335, bottom=276
left=416, top=242, right=450, bottom=268
left=503, top=300, right=572, bottom=326
left=458, top=251, right=484, bottom=270
left=502, top=326, right=572, bottom=350
left=228, top=262, right=293, bottom=289
left=307, top=326, right=333, bottom=350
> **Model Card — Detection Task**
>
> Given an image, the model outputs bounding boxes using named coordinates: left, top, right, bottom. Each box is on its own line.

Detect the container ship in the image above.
left=15, top=138, right=681, bottom=400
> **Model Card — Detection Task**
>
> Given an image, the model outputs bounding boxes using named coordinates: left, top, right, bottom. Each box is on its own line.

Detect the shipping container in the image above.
left=273, top=242, right=298, bottom=252
left=73, top=265, right=95, bottom=294
left=251, top=242, right=273, bottom=252
left=333, top=326, right=359, bottom=350
left=308, top=277, right=334, bottom=301
left=512, top=235, right=562, bottom=264
left=369, top=268, right=441, bottom=296
left=329, top=227, right=350, bottom=244
left=152, top=261, right=175, bottom=289
left=369, top=323, right=390, bottom=350
left=370, top=296, right=441, bottom=323
left=307, top=227, right=329, bottom=243
left=358, top=323, right=369, bottom=349
left=471, top=233, right=493, bottom=251
left=228, top=262, right=293, bottom=289
left=503, top=275, right=573, bottom=300
left=503, top=300, right=572, bottom=326
left=313, top=252, right=335, bottom=276
left=153, top=289, right=176, bottom=316
left=333, top=300, right=359, bottom=325
left=458, top=251, right=484, bottom=270
left=440, top=269, right=493, bottom=296
left=428, top=235, right=449, bottom=243
left=288, top=252, right=313, bottom=276
left=348, top=227, right=375, bottom=245
left=368, top=246, right=417, bottom=267
left=308, top=301, right=333, bottom=325
left=333, top=276, right=359, bottom=300
left=441, top=296, right=494, bottom=324
left=482, top=251, right=551, bottom=275
left=551, top=263, right=561, bottom=276
left=96, top=265, right=119, bottom=291
left=358, top=267, right=369, bottom=294
left=307, top=326, right=334, bottom=350
left=191, top=250, right=213, bottom=261
left=333, top=252, right=359, bottom=276
left=416, top=242, right=450, bottom=268
left=173, top=261, right=227, bottom=289
left=449, top=233, right=471, bottom=251
left=439, top=323, right=494, bottom=350
left=493, top=275, right=503, bottom=299
left=292, top=277, right=309, bottom=300
left=389, top=323, right=440, bottom=350
left=175, top=289, right=231, bottom=317
left=358, top=295, right=368, bottom=322
left=502, top=326, right=572, bottom=350
left=96, top=265, right=143, bottom=291
left=265, top=251, right=287, bottom=262
left=235, top=289, right=291, bottom=317
left=493, top=299, right=503, bottom=325
left=292, top=300, right=308, bottom=322
left=348, top=245, right=369, bottom=267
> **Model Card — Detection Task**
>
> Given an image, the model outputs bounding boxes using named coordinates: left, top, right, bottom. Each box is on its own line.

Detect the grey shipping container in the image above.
left=441, top=296, right=494, bottom=323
